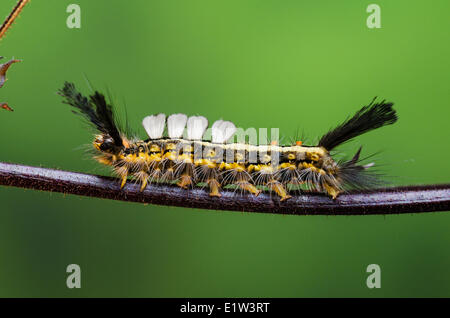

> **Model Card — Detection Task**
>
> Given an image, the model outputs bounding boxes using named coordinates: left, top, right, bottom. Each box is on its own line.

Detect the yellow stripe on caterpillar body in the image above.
left=59, top=82, right=398, bottom=201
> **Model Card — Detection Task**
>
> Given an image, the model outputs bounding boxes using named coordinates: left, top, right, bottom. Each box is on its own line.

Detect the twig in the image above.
left=0, top=161, right=448, bottom=215
left=0, top=0, right=28, bottom=111
left=0, top=0, right=29, bottom=40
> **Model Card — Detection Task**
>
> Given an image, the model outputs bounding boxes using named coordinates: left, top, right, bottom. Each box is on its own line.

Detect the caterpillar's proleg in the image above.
left=207, top=179, right=221, bottom=197
left=267, top=180, right=291, bottom=201
left=114, top=165, right=129, bottom=189
left=177, top=174, right=193, bottom=189
left=149, top=167, right=163, bottom=183
left=323, top=183, right=340, bottom=200
left=120, top=177, right=127, bottom=189
left=136, top=171, right=149, bottom=192
left=236, top=180, right=262, bottom=197
left=59, top=82, right=398, bottom=201
left=177, top=162, right=196, bottom=189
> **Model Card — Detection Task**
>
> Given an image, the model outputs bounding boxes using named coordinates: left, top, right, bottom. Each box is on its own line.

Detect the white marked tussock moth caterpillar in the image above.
left=58, top=82, right=397, bottom=201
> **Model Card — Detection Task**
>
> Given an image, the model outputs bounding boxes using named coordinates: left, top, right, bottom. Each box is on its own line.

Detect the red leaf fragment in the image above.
left=1, top=103, right=13, bottom=111
left=0, top=57, right=21, bottom=88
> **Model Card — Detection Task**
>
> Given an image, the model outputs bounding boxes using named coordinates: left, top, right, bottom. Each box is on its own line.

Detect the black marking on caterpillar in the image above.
left=58, top=82, right=398, bottom=200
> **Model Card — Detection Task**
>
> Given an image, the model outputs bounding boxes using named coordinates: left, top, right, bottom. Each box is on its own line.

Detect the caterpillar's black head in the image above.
left=93, top=134, right=119, bottom=153
left=58, top=82, right=125, bottom=152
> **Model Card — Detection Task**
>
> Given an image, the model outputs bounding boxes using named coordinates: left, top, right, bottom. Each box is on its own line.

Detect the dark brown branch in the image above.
left=0, top=0, right=29, bottom=40
left=0, top=161, right=448, bottom=215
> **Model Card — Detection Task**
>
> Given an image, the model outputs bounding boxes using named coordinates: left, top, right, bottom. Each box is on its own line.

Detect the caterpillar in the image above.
left=58, top=82, right=398, bottom=201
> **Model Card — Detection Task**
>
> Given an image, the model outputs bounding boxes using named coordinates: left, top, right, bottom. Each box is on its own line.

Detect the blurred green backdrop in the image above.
left=0, top=0, right=449, bottom=297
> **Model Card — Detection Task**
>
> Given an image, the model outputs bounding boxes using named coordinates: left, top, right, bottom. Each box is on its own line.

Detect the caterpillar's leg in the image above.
left=236, top=180, right=261, bottom=197
left=176, top=163, right=195, bottom=189
left=177, top=174, right=193, bottom=189
left=115, top=166, right=128, bottom=189
left=120, top=176, right=127, bottom=189
left=267, top=180, right=292, bottom=201
left=138, top=171, right=149, bottom=192
left=323, top=183, right=340, bottom=199
left=207, top=179, right=221, bottom=197
left=149, top=167, right=162, bottom=183
left=163, top=167, right=175, bottom=182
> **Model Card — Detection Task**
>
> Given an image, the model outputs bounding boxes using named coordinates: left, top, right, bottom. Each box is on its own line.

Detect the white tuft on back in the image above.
left=211, top=120, right=224, bottom=140
left=167, top=113, right=188, bottom=138
left=142, top=113, right=166, bottom=139
left=187, top=116, right=208, bottom=140
left=211, top=119, right=236, bottom=143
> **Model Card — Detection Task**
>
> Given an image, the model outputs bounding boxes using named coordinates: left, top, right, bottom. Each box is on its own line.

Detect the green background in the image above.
left=0, top=0, right=449, bottom=297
